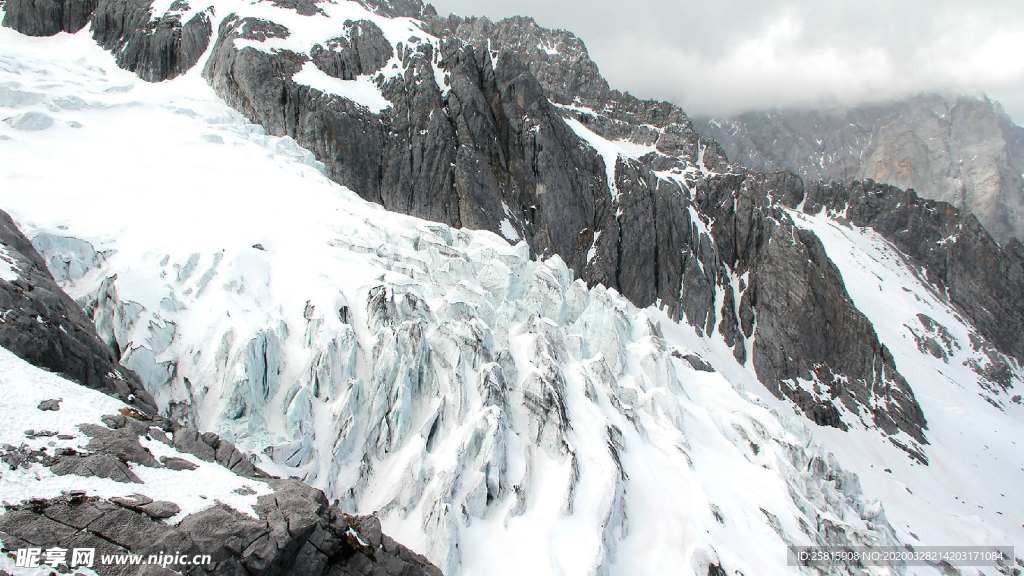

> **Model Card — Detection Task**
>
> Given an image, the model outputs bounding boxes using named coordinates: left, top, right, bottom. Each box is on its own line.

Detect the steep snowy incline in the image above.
left=788, top=208, right=1024, bottom=552
left=1, top=28, right=1022, bottom=576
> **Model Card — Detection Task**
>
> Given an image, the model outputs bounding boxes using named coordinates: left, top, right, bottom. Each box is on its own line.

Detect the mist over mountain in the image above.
left=696, top=93, right=1024, bottom=244
left=425, top=0, right=1024, bottom=125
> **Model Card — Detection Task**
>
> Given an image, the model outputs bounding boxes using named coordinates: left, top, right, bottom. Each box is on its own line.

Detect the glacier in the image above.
left=0, top=23, right=1022, bottom=576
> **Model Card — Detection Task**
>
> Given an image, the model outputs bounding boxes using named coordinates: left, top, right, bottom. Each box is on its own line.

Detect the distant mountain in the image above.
left=695, top=94, right=1024, bottom=244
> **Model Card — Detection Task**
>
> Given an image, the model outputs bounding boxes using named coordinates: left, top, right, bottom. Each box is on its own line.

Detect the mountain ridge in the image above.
left=1, top=2, right=1023, bottom=574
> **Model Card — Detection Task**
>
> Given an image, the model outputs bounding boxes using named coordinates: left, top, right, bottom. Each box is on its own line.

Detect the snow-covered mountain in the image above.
left=695, top=94, right=1024, bottom=245
left=1, top=1, right=1024, bottom=575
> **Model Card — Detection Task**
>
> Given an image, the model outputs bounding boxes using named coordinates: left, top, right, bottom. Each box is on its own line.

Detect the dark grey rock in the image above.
left=37, top=398, right=61, bottom=411
left=77, top=422, right=160, bottom=467
left=159, top=455, right=198, bottom=470
left=172, top=426, right=217, bottom=463
left=140, top=501, right=181, bottom=519
left=101, top=414, right=127, bottom=429
left=671, top=350, right=714, bottom=372
left=110, top=494, right=180, bottom=519
left=1, top=0, right=96, bottom=36
left=51, top=452, right=144, bottom=483
left=310, top=20, right=392, bottom=80
left=267, top=0, right=322, bottom=16
left=91, top=0, right=213, bottom=82
left=439, top=15, right=610, bottom=106
left=691, top=171, right=929, bottom=451
left=0, top=443, right=57, bottom=470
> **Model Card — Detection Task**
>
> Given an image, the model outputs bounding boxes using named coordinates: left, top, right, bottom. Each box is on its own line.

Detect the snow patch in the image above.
left=564, top=116, right=621, bottom=201
left=498, top=219, right=519, bottom=242
left=0, top=347, right=273, bottom=522
left=293, top=62, right=391, bottom=114
left=536, top=42, right=559, bottom=56
left=586, top=231, right=601, bottom=263
left=0, top=245, right=19, bottom=282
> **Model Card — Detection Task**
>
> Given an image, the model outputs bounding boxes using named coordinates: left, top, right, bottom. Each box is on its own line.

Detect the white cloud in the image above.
left=428, top=0, right=1024, bottom=122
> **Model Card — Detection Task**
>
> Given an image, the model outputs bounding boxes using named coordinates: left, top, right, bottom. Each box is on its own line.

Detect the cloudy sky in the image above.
left=427, top=0, right=1024, bottom=123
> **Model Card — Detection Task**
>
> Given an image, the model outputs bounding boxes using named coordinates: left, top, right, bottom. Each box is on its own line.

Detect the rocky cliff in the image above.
left=696, top=94, right=1024, bottom=245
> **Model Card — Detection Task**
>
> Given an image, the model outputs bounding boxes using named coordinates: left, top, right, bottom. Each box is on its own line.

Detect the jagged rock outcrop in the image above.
left=798, top=178, right=1024, bottom=365
left=436, top=15, right=610, bottom=105
left=682, top=171, right=928, bottom=451
left=3, top=0, right=214, bottom=81
left=310, top=20, right=393, bottom=80
left=696, top=94, right=1024, bottom=244
left=0, top=0, right=95, bottom=35
left=91, top=0, right=213, bottom=82
left=200, top=8, right=619, bottom=268
left=0, top=408, right=442, bottom=576
left=0, top=210, right=157, bottom=414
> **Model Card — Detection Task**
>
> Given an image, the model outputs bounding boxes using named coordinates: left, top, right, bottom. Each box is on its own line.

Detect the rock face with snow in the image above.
left=0, top=209, right=157, bottom=414
left=798, top=179, right=1024, bottom=368
left=0, top=0, right=95, bottom=36
left=91, top=0, right=214, bottom=82
left=691, top=173, right=928, bottom=450
left=696, top=94, right=1024, bottom=244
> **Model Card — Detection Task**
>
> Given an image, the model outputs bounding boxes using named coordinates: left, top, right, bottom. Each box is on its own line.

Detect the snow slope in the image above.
left=1, top=23, right=1022, bottom=576
left=788, top=208, right=1024, bottom=555
left=0, top=346, right=272, bottom=522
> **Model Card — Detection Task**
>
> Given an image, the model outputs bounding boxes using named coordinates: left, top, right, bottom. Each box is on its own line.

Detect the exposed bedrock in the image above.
left=0, top=409, right=443, bottom=576
left=91, top=0, right=213, bottom=82
left=1, top=0, right=96, bottom=36
left=689, top=173, right=928, bottom=451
